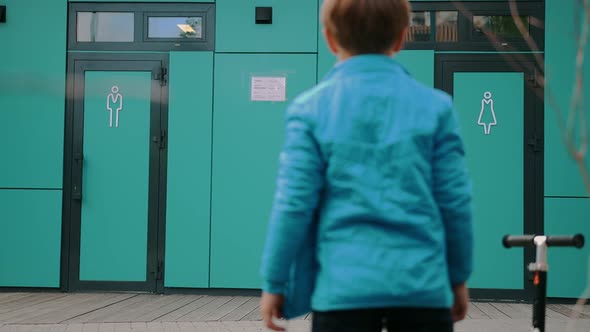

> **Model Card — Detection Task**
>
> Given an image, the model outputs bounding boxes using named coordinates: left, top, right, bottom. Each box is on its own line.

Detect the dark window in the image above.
left=407, top=12, right=431, bottom=42
left=68, top=3, right=215, bottom=51
left=473, top=15, right=530, bottom=38
left=402, top=1, right=544, bottom=51
left=436, top=11, right=458, bottom=42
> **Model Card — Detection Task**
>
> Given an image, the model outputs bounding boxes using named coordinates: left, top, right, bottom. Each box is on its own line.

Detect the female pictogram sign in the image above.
left=478, top=91, right=497, bottom=135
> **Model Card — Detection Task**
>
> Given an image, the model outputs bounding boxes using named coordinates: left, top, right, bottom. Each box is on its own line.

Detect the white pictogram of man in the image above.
left=478, top=91, right=497, bottom=135
left=107, top=86, right=123, bottom=128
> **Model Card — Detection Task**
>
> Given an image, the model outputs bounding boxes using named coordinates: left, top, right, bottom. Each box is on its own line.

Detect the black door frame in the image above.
left=435, top=53, right=544, bottom=300
left=61, top=53, right=169, bottom=293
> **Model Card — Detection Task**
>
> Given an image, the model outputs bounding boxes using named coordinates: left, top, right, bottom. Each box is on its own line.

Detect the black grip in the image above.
left=546, top=234, right=585, bottom=248
left=503, top=235, right=535, bottom=248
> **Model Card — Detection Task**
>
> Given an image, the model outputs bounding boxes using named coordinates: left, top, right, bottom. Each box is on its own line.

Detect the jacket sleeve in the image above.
left=260, top=102, right=325, bottom=294
left=432, top=99, right=474, bottom=286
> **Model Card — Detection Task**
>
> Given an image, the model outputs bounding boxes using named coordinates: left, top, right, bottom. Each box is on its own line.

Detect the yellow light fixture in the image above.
left=177, top=24, right=195, bottom=33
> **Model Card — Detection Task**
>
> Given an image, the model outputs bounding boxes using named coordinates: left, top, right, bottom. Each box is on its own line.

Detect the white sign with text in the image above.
left=251, top=76, right=286, bottom=102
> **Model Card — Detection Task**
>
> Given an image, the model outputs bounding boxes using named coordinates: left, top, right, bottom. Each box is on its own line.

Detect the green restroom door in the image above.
left=437, top=55, right=543, bottom=299
left=69, top=58, right=168, bottom=292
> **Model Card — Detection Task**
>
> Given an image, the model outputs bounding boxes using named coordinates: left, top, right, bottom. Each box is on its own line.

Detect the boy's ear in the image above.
left=392, top=27, right=408, bottom=53
left=323, top=27, right=339, bottom=55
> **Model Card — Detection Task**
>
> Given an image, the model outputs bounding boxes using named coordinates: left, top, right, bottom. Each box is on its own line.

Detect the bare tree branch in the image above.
left=450, top=1, right=544, bottom=103
left=450, top=0, right=590, bottom=326
left=567, top=0, right=590, bottom=162
left=509, top=0, right=545, bottom=71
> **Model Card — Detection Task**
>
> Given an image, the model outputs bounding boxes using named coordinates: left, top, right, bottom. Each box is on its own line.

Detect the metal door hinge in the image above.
left=156, top=261, right=163, bottom=280
left=155, top=67, right=167, bottom=86
left=528, top=69, right=540, bottom=88
left=528, top=134, right=542, bottom=152
left=152, top=130, right=167, bottom=149
left=72, top=186, right=82, bottom=200
left=160, top=130, right=167, bottom=149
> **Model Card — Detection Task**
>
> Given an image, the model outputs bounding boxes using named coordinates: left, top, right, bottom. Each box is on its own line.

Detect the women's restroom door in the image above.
left=65, top=54, right=169, bottom=292
left=436, top=54, right=543, bottom=299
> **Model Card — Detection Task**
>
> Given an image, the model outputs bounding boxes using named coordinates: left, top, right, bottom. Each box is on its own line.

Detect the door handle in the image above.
left=72, top=152, right=83, bottom=200
left=152, top=130, right=166, bottom=149
left=72, top=186, right=82, bottom=200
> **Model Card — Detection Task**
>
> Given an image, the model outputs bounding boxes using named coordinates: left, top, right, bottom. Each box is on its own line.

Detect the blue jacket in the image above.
left=261, top=54, right=473, bottom=315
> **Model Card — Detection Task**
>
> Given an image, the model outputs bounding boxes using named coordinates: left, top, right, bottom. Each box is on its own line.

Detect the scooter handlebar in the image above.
left=503, top=235, right=535, bottom=248
left=503, top=234, right=585, bottom=248
left=546, top=234, right=585, bottom=248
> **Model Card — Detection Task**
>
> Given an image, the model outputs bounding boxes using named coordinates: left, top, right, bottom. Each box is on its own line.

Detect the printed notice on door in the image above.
left=251, top=76, right=286, bottom=102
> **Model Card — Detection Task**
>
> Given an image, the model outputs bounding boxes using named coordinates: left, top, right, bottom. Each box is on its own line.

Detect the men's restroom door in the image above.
left=436, top=54, right=543, bottom=298
left=66, top=55, right=168, bottom=292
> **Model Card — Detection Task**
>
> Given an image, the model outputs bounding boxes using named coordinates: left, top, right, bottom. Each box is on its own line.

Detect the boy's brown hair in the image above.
left=321, top=0, right=410, bottom=55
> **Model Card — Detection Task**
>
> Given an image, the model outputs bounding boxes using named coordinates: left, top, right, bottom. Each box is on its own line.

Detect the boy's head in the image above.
left=321, top=0, right=410, bottom=58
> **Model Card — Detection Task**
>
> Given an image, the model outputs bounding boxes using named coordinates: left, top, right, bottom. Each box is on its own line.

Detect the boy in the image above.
left=260, top=0, right=473, bottom=331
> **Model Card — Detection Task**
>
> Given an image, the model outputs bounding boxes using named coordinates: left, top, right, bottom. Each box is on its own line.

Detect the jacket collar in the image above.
left=322, top=54, right=409, bottom=81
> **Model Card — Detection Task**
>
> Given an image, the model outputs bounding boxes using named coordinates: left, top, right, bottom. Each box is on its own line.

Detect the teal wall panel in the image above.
left=165, top=52, right=214, bottom=288
left=0, top=190, right=62, bottom=287
left=211, top=54, right=317, bottom=288
left=454, top=73, right=525, bottom=289
left=216, top=0, right=317, bottom=53
left=79, top=71, right=152, bottom=282
left=544, top=0, right=590, bottom=298
left=0, top=0, right=583, bottom=296
left=396, top=50, right=435, bottom=87
left=319, top=49, right=434, bottom=87
left=0, top=0, right=66, bottom=188
left=317, top=38, right=335, bottom=81
left=69, top=0, right=213, bottom=2
left=411, top=0, right=506, bottom=1
left=545, top=0, right=590, bottom=197
left=545, top=198, right=590, bottom=298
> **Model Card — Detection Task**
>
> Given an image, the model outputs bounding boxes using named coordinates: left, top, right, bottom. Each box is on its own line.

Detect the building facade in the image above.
left=0, top=0, right=588, bottom=301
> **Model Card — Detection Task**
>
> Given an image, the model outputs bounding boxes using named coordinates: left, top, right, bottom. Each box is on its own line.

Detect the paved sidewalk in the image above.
left=2, top=319, right=590, bottom=332
left=0, top=292, right=589, bottom=331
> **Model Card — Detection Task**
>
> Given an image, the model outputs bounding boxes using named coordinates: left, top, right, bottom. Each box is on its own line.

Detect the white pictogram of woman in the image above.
left=106, top=86, right=123, bottom=128
left=478, top=91, right=497, bottom=135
